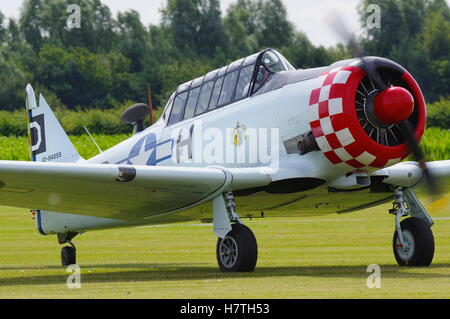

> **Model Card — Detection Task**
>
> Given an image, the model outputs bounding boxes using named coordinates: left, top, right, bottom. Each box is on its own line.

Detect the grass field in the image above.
left=0, top=194, right=449, bottom=299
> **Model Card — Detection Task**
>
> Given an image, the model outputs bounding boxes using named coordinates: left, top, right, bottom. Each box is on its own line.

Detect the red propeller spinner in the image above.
left=374, top=86, right=415, bottom=125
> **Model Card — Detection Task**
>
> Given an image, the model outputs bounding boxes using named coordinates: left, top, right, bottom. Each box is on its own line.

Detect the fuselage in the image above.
left=84, top=58, right=405, bottom=221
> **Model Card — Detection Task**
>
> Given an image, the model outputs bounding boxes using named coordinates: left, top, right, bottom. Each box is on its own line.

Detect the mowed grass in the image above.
left=0, top=194, right=449, bottom=299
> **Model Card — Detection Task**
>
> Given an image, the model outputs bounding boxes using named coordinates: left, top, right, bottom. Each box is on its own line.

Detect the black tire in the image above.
left=216, top=223, right=258, bottom=272
left=61, top=246, right=76, bottom=266
left=393, top=217, right=434, bottom=267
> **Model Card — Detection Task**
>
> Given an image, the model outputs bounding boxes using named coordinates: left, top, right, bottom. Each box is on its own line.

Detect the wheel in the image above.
left=393, top=217, right=434, bottom=266
left=216, top=223, right=258, bottom=272
left=61, top=246, right=76, bottom=266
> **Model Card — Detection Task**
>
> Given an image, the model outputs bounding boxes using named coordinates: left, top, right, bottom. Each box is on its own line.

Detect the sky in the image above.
left=1, top=0, right=448, bottom=47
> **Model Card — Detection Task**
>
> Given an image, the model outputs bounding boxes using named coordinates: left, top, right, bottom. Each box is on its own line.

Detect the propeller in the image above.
left=324, top=10, right=438, bottom=194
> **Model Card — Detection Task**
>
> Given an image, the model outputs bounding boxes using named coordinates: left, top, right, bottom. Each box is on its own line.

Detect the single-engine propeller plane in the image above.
left=0, top=49, right=449, bottom=272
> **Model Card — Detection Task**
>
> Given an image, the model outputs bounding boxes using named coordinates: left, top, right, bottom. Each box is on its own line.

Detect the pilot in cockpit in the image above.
left=252, top=65, right=271, bottom=93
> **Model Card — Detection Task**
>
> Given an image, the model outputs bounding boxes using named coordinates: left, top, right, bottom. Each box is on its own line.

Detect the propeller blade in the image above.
left=323, top=10, right=387, bottom=91
left=359, top=57, right=388, bottom=91
left=324, top=9, right=355, bottom=45
left=397, top=121, right=439, bottom=194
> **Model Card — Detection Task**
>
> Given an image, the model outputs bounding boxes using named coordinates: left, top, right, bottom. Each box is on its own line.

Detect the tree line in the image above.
left=0, top=0, right=449, bottom=112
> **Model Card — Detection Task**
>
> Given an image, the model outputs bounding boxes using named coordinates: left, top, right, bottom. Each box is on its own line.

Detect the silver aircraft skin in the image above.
left=0, top=49, right=448, bottom=271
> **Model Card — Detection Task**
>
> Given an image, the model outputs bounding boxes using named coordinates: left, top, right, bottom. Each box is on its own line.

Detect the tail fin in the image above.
left=26, top=84, right=82, bottom=163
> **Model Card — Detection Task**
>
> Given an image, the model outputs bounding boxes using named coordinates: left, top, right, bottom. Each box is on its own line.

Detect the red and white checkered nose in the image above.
left=307, top=64, right=426, bottom=173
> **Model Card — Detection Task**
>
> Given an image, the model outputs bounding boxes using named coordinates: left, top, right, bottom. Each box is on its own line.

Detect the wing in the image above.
left=0, top=161, right=271, bottom=221
left=370, top=160, right=450, bottom=193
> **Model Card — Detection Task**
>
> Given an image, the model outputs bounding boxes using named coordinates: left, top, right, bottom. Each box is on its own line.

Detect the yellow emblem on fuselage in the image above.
left=232, top=121, right=247, bottom=146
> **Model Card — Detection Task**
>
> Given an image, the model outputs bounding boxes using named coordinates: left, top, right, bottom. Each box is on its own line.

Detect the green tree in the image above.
left=281, top=32, right=347, bottom=69
left=359, top=0, right=406, bottom=57
left=0, top=49, right=27, bottom=111
left=162, top=0, right=225, bottom=57
left=224, top=0, right=294, bottom=58
left=0, top=11, right=7, bottom=44
left=115, top=10, right=148, bottom=73
left=138, top=25, right=179, bottom=107
left=253, top=0, right=294, bottom=49
left=223, top=0, right=259, bottom=58
left=35, top=45, right=132, bottom=109
left=20, top=0, right=115, bottom=53
left=19, top=0, right=44, bottom=51
left=422, top=10, right=450, bottom=61
left=422, top=10, right=450, bottom=98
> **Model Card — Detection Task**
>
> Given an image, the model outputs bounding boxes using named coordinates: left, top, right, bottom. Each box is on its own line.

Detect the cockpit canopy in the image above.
left=163, top=49, right=295, bottom=125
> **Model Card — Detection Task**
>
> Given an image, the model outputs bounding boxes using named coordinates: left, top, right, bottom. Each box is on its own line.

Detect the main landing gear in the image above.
left=213, top=192, right=258, bottom=272
left=390, top=187, right=434, bottom=266
left=58, top=232, right=78, bottom=266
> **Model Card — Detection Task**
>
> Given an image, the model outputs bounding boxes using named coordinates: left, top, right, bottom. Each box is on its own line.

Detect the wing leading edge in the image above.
left=0, top=161, right=271, bottom=221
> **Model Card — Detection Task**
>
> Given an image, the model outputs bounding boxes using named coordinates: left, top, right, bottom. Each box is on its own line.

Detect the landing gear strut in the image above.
left=58, top=232, right=78, bottom=266
left=390, top=187, right=434, bottom=266
left=213, top=192, right=258, bottom=272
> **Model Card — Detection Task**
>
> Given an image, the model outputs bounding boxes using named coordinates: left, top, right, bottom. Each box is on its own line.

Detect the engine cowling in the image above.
left=307, top=57, right=426, bottom=172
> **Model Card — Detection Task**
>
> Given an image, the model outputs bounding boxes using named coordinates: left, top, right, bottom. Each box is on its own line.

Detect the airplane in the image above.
left=0, top=48, right=449, bottom=272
